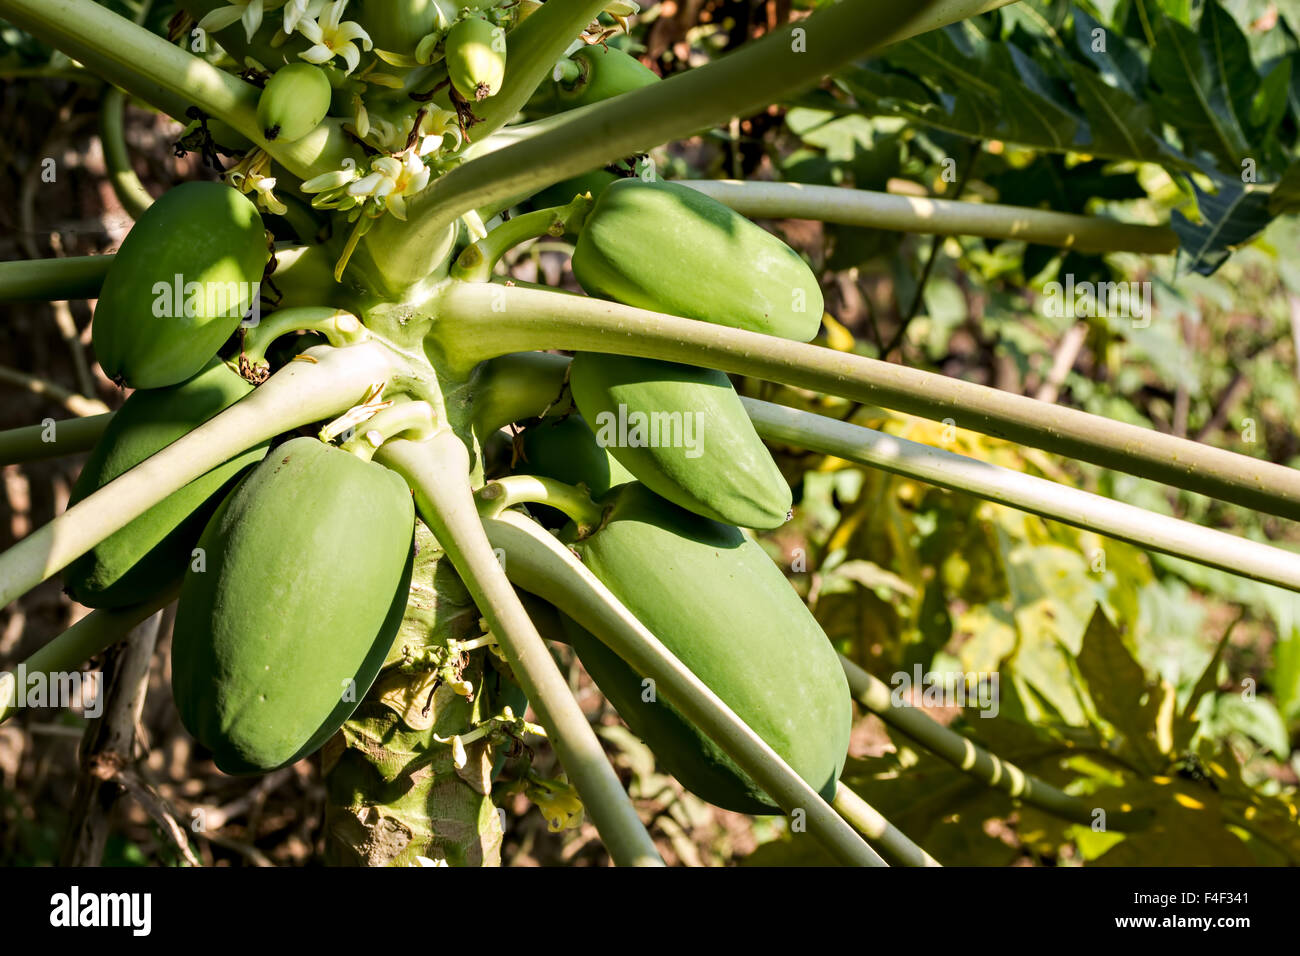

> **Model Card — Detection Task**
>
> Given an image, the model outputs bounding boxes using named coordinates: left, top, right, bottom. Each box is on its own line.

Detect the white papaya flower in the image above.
left=198, top=0, right=266, bottom=42
left=282, top=0, right=323, bottom=33
left=346, top=151, right=430, bottom=220
left=298, top=0, right=373, bottom=74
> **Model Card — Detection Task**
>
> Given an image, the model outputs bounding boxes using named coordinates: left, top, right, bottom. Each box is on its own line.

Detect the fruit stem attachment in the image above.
left=449, top=195, right=594, bottom=283
left=340, top=401, right=438, bottom=461
left=476, top=475, right=604, bottom=532
left=239, top=307, right=369, bottom=382
left=373, top=431, right=664, bottom=867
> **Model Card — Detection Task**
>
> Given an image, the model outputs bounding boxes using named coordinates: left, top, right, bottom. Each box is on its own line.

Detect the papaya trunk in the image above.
left=322, top=523, right=510, bottom=867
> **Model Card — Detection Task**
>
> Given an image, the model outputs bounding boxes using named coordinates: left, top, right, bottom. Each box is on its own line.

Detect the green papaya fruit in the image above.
left=555, top=44, right=658, bottom=109
left=446, top=15, right=506, bottom=101
left=93, top=181, right=268, bottom=388
left=519, top=414, right=634, bottom=499
left=356, top=0, right=442, bottom=56
left=64, top=359, right=268, bottom=609
left=568, top=352, right=791, bottom=529
left=529, top=169, right=619, bottom=211
left=258, top=63, right=332, bottom=142
left=562, top=482, right=852, bottom=812
left=172, top=437, right=415, bottom=775
left=572, top=178, right=824, bottom=341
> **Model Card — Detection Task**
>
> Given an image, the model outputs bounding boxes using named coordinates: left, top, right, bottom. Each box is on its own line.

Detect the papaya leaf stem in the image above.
left=430, top=282, right=1300, bottom=523
left=479, top=509, right=889, bottom=867
left=373, top=432, right=665, bottom=867
left=681, top=180, right=1179, bottom=256
left=99, top=87, right=153, bottom=221
left=450, top=195, right=593, bottom=283
left=830, top=783, right=941, bottom=867
left=340, top=400, right=438, bottom=460
left=476, top=475, right=604, bottom=530
left=0, top=342, right=402, bottom=609
left=0, top=586, right=178, bottom=725
left=239, top=306, right=369, bottom=379
left=743, top=399, right=1300, bottom=594
left=0, top=256, right=113, bottom=303
left=0, top=414, right=113, bottom=466
left=395, top=0, right=1010, bottom=243
left=838, top=656, right=1154, bottom=833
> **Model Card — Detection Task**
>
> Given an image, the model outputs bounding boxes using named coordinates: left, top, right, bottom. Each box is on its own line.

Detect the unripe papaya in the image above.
left=519, top=414, right=634, bottom=499
left=562, top=483, right=852, bottom=812
left=93, top=182, right=268, bottom=388
left=555, top=44, right=658, bottom=109
left=529, top=169, right=619, bottom=211
left=572, top=178, right=824, bottom=341
left=568, top=352, right=791, bottom=529
left=171, top=437, right=415, bottom=775
left=63, top=360, right=268, bottom=609
left=446, top=15, right=506, bottom=101
left=356, top=0, right=442, bottom=56
left=258, top=63, right=332, bottom=142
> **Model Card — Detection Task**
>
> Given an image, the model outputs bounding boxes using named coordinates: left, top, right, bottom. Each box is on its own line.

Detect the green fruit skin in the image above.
left=93, top=182, right=267, bottom=389
left=569, top=352, right=791, bottom=529
left=258, top=63, right=332, bottom=142
left=171, top=438, right=415, bottom=775
left=356, top=0, right=442, bottom=54
left=63, top=360, right=267, bottom=609
left=567, top=483, right=852, bottom=812
left=529, top=169, right=620, bottom=211
left=557, top=45, right=658, bottom=108
left=446, top=16, right=506, bottom=101
left=573, top=178, right=824, bottom=341
left=519, top=414, right=635, bottom=499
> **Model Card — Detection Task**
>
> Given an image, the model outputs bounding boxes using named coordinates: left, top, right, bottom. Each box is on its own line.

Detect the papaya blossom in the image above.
left=346, top=151, right=431, bottom=221
left=281, top=0, right=322, bottom=33
left=297, top=0, right=372, bottom=74
left=198, top=0, right=280, bottom=42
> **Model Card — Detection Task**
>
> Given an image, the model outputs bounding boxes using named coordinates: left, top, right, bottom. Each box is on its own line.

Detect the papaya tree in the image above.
left=1, top=0, right=1298, bottom=866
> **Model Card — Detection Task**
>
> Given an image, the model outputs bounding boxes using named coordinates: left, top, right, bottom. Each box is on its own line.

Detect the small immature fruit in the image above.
left=569, top=352, right=791, bottom=529
left=555, top=44, right=658, bottom=109
left=572, top=178, right=824, bottom=341
left=446, top=15, right=506, bottom=101
left=258, top=63, right=333, bottom=142
left=63, top=359, right=267, bottom=609
left=561, top=483, right=852, bottom=813
left=92, top=181, right=268, bottom=389
left=171, top=438, right=415, bottom=775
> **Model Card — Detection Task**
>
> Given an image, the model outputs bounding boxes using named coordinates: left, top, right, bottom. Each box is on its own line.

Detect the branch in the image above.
left=682, top=181, right=1179, bottom=256
left=831, top=783, right=940, bottom=866
left=0, top=342, right=401, bottom=608
left=0, top=256, right=113, bottom=302
left=0, top=366, right=109, bottom=417
left=99, top=86, right=153, bottom=220
left=373, top=432, right=664, bottom=867
left=0, top=413, right=112, bottom=466
left=429, top=283, right=1300, bottom=522
left=480, top=509, right=888, bottom=866
left=839, top=656, right=1152, bottom=832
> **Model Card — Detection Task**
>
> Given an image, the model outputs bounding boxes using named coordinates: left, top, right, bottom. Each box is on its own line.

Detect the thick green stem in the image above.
left=0, top=586, right=177, bottom=724
left=430, top=284, right=1300, bottom=522
left=745, top=399, right=1300, bottom=593
left=396, top=0, right=968, bottom=249
left=240, top=306, right=369, bottom=379
left=99, top=87, right=153, bottom=220
left=477, top=475, right=604, bottom=529
left=684, top=181, right=1178, bottom=255
left=340, top=401, right=437, bottom=460
left=0, top=413, right=112, bottom=466
left=0, top=256, right=113, bottom=302
left=373, top=432, right=664, bottom=867
left=840, top=656, right=1152, bottom=832
left=450, top=196, right=593, bottom=283
left=831, top=783, right=941, bottom=867
left=480, top=509, right=888, bottom=867
left=0, top=343, right=402, bottom=609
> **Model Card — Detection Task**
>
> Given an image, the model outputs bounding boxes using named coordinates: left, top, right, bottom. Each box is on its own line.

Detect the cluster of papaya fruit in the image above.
left=68, top=0, right=850, bottom=826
